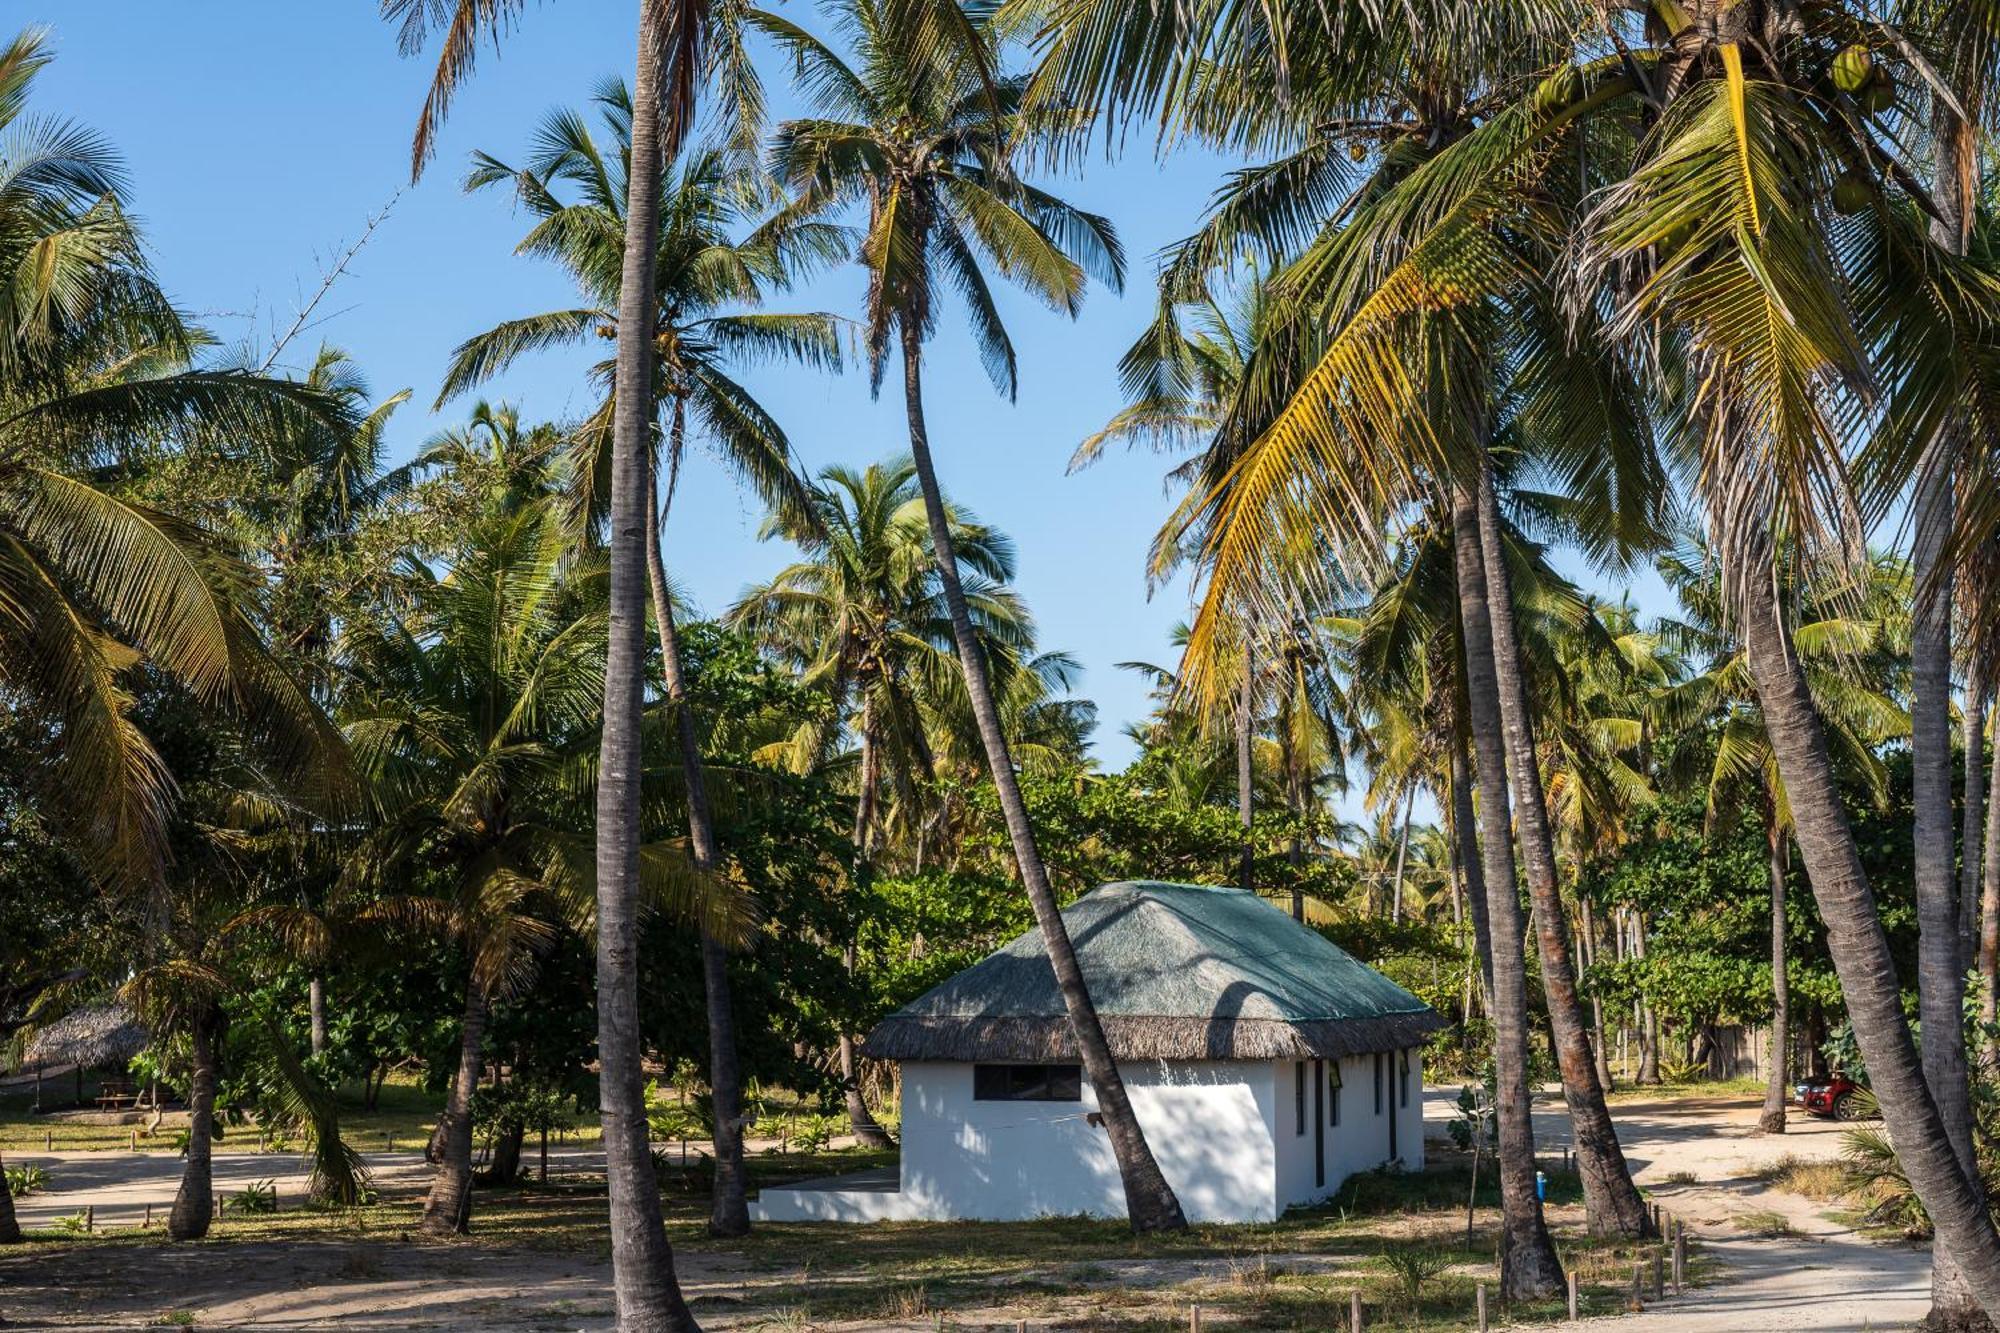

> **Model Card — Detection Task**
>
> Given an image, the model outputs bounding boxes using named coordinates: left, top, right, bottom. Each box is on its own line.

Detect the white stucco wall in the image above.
left=752, top=1050, right=1427, bottom=1225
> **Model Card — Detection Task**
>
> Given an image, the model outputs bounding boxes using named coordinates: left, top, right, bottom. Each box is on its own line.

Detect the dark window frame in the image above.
left=1328, top=1061, right=1342, bottom=1127
left=972, top=1063, right=1083, bottom=1102
left=1294, top=1061, right=1308, bottom=1135
left=1399, top=1049, right=1411, bottom=1108
left=1373, top=1052, right=1384, bottom=1115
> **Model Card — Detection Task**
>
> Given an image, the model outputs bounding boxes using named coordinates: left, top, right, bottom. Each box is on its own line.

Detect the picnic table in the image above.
left=94, top=1079, right=139, bottom=1111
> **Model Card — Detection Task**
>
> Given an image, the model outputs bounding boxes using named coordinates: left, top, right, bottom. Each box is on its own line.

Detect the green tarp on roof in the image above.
left=865, top=880, right=1443, bottom=1062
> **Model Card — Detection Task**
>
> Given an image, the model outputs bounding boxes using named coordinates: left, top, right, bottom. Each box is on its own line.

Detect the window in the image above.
left=1294, top=1061, right=1307, bottom=1135
left=1327, top=1061, right=1342, bottom=1127
left=1399, top=1050, right=1411, bottom=1108
left=1373, top=1053, right=1384, bottom=1115
left=973, top=1064, right=1082, bottom=1102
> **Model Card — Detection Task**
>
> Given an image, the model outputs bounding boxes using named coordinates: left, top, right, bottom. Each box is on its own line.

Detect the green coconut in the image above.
left=1832, top=174, right=1872, bottom=215
left=1862, top=71, right=1895, bottom=113
left=1831, top=44, right=1873, bottom=94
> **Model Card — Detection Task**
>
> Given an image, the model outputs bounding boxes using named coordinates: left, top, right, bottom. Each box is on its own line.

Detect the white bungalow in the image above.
left=752, top=880, right=1442, bottom=1225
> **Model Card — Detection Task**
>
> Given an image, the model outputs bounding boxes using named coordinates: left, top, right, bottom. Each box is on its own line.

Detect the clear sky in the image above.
left=34, top=5, right=1667, bottom=816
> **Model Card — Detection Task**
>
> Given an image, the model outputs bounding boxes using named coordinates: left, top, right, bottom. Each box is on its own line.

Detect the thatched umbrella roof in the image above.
left=24, top=1003, right=150, bottom=1070
left=865, top=881, right=1445, bottom=1063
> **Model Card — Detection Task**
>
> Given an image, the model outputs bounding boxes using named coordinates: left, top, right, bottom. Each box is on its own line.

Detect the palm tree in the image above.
left=760, top=0, right=1185, bottom=1231
left=1016, top=0, right=2000, bottom=1307
left=447, top=85, right=840, bottom=1236
left=1656, top=543, right=1909, bottom=1134
left=730, top=455, right=1034, bottom=1142
left=384, top=1, right=739, bottom=1319
left=339, top=491, right=742, bottom=1234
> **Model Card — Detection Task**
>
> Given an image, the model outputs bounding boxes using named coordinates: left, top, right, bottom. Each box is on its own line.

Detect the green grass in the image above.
left=1605, top=1076, right=1767, bottom=1103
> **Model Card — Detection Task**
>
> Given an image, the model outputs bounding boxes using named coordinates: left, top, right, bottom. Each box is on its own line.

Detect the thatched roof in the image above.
left=866, top=881, right=1444, bottom=1063
left=24, top=1003, right=149, bottom=1070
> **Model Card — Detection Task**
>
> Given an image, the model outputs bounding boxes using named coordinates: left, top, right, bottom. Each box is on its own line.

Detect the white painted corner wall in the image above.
left=752, top=1050, right=1426, bottom=1225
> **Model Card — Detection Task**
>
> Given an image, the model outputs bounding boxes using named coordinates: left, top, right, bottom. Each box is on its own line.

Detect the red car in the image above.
left=1796, top=1072, right=1875, bottom=1120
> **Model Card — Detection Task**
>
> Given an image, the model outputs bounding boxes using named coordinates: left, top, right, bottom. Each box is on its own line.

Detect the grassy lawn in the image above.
left=2, top=1147, right=1710, bottom=1329
left=1605, top=1076, right=1768, bottom=1103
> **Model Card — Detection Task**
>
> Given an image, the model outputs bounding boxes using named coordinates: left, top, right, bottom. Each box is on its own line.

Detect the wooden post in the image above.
left=1631, top=1261, right=1644, bottom=1307
left=44, top=1129, right=51, bottom=1151
left=1350, top=1290, right=1363, bottom=1331
left=1652, top=1249, right=1664, bottom=1299
left=1189, top=1303, right=1201, bottom=1332
left=1568, top=1270, right=1579, bottom=1320
left=1476, top=1282, right=1489, bottom=1330
left=1673, top=1232, right=1686, bottom=1293
left=130, top=1128, right=137, bottom=1151
left=259, top=1130, right=267, bottom=1153
left=144, top=1203, right=152, bottom=1228
left=84, top=1204, right=93, bottom=1233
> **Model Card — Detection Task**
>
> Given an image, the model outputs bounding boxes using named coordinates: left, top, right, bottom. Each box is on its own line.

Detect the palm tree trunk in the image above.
left=594, top=7, right=702, bottom=1322
left=309, top=976, right=327, bottom=1056
left=898, top=323, right=1184, bottom=1232
left=422, top=986, right=488, bottom=1235
left=0, top=1146, right=19, bottom=1243
left=1449, top=480, right=1563, bottom=1300
left=1759, top=806, right=1789, bottom=1135
left=842, top=700, right=894, bottom=1149
left=1237, top=645, right=1254, bottom=892
left=1914, top=439, right=1985, bottom=1328
left=169, top=1013, right=219, bottom=1241
left=644, top=426, right=751, bottom=1240
left=1389, top=787, right=1414, bottom=925
left=1472, top=460, right=1649, bottom=1239
left=1723, top=510, right=2000, bottom=1317
left=1450, top=733, right=1495, bottom=1003
left=1580, top=897, right=1615, bottom=1093
left=1983, top=727, right=2000, bottom=1071
left=1962, top=657, right=1989, bottom=974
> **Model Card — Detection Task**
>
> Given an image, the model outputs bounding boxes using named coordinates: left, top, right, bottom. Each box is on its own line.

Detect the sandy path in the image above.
left=1419, top=1088, right=1930, bottom=1330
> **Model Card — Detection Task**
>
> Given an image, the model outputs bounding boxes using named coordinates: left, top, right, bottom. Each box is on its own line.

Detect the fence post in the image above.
left=44, top=1129, right=51, bottom=1151
left=1673, top=1231, right=1687, bottom=1294
left=1631, top=1260, right=1644, bottom=1307
left=84, top=1204, right=93, bottom=1233
left=130, top=1128, right=137, bottom=1151
left=1476, top=1282, right=1489, bottom=1332
left=1653, top=1248, right=1664, bottom=1299
left=1568, top=1270, right=1579, bottom=1320
left=1350, top=1289, right=1362, bottom=1331
left=1189, top=1303, right=1201, bottom=1332
left=143, top=1203, right=152, bottom=1229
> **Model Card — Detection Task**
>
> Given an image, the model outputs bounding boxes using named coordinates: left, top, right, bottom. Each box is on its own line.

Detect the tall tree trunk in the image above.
left=1580, top=897, right=1614, bottom=1093
left=1983, top=726, right=2000, bottom=1071
left=1473, top=460, right=1650, bottom=1239
left=1237, top=645, right=1254, bottom=892
left=842, top=699, right=894, bottom=1149
left=1450, top=732, right=1495, bottom=1003
left=0, top=1146, right=19, bottom=1243
left=1723, top=510, right=2000, bottom=1319
left=309, top=976, right=327, bottom=1056
left=644, top=427, right=750, bottom=1240
left=169, top=1013, right=219, bottom=1241
left=1449, top=481, right=1563, bottom=1299
left=595, top=8, right=702, bottom=1322
left=1914, top=437, right=1985, bottom=1329
left=1390, top=787, right=1414, bottom=925
left=1921, top=94, right=1989, bottom=1332
left=1963, top=658, right=1989, bottom=974
left=898, top=324, right=1184, bottom=1232
left=1633, top=916, right=1661, bottom=1085
left=1759, top=805, right=1790, bottom=1135
left=422, top=986, right=488, bottom=1235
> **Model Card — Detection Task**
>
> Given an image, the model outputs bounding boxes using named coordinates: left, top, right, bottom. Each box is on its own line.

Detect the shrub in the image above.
left=6, top=1164, right=49, bottom=1197
left=1380, top=1245, right=1453, bottom=1309
left=228, top=1180, right=278, bottom=1215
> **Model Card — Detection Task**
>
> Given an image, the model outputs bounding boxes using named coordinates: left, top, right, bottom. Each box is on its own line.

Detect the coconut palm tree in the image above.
left=758, top=0, right=1185, bottom=1230
left=1655, top=542, right=1909, bottom=1134
left=1016, top=0, right=2000, bottom=1307
left=383, top=1, right=742, bottom=1318
left=730, top=455, right=1034, bottom=1141
left=339, top=492, right=743, bottom=1235
left=446, top=86, right=841, bottom=1236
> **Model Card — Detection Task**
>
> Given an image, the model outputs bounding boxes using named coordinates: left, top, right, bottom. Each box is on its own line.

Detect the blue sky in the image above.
left=35, top=5, right=1668, bottom=819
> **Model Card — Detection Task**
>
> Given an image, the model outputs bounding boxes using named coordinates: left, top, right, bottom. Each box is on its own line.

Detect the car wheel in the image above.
left=1833, top=1092, right=1868, bottom=1121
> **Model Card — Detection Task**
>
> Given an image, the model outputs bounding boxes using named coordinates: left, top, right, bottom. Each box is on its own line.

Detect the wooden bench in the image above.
left=95, top=1079, right=138, bottom=1111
